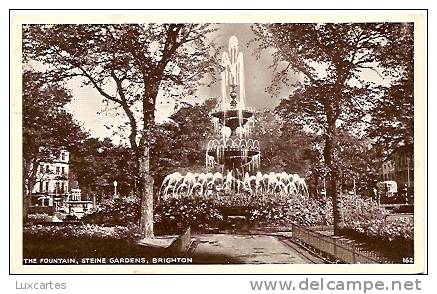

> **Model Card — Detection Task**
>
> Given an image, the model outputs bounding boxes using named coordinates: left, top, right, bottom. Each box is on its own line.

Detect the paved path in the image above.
left=191, top=234, right=314, bottom=264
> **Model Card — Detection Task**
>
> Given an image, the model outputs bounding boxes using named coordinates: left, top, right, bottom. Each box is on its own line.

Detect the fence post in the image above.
left=333, top=237, right=337, bottom=259
left=352, top=243, right=356, bottom=263
left=306, top=227, right=310, bottom=245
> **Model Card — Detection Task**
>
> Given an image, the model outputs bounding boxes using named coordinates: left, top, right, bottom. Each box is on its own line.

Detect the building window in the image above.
left=39, top=181, right=43, bottom=192
left=56, top=167, right=60, bottom=175
left=61, top=182, right=65, bottom=193
left=61, top=153, right=65, bottom=161
left=45, top=165, right=49, bottom=173
left=61, top=167, right=65, bottom=175
left=45, top=182, right=49, bottom=192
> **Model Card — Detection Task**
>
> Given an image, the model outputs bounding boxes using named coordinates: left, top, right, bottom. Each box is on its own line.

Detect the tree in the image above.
left=69, top=138, right=137, bottom=200
left=252, top=23, right=413, bottom=234
left=251, top=109, right=314, bottom=175
left=368, top=23, right=414, bottom=155
left=151, top=98, right=217, bottom=190
left=334, top=130, right=379, bottom=196
left=22, top=70, right=87, bottom=218
left=23, top=24, right=218, bottom=238
left=371, top=77, right=413, bottom=157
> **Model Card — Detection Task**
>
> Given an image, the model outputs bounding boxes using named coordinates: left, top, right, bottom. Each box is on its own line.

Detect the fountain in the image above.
left=159, top=36, right=309, bottom=201
left=206, top=35, right=260, bottom=176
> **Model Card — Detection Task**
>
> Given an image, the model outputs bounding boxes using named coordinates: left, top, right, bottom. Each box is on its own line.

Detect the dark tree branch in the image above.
left=110, top=69, right=139, bottom=150
left=75, top=64, right=121, bottom=103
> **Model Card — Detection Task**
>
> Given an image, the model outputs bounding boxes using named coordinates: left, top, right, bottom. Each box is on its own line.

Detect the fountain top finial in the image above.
left=229, top=36, right=238, bottom=49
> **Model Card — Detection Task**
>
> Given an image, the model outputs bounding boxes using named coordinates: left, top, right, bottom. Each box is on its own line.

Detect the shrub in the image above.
left=213, top=193, right=255, bottom=207
left=284, top=196, right=332, bottom=227
left=244, top=196, right=332, bottom=227
left=80, top=192, right=413, bottom=244
left=83, top=196, right=140, bottom=226
left=24, top=223, right=140, bottom=240
left=339, top=194, right=413, bottom=242
left=154, top=198, right=223, bottom=234
left=155, top=195, right=333, bottom=233
left=27, top=213, right=52, bottom=223
left=23, top=224, right=145, bottom=259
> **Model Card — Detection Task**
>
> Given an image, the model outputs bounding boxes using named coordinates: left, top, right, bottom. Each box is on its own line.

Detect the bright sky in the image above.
left=62, top=23, right=391, bottom=143
left=64, top=24, right=294, bottom=143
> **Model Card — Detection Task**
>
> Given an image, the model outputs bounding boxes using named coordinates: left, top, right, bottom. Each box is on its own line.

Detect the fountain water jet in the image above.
left=160, top=171, right=309, bottom=200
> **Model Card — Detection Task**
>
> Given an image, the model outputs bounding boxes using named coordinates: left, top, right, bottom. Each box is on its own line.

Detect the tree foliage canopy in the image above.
left=251, top=23, right=414, bottom=234
left=151, top=98, right=217, bottom=186
left=252, top=23, right=413, bottom=134
left=367, top=23, right=414, bottom=154
left=23, top=24, right=220, bottom=151
left=22, top=70, right=87, bottom=196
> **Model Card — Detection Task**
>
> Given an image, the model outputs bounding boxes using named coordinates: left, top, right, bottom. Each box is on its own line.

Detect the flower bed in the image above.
left=27, top=213, right=53, bottom=223
left=340, top=194, right=414, bottom=242
left=245, top=197, right=332, bottom=227
left=83, top=196, right=140, bottom=226
left=154, top=198, right=223, bottom=234
left=79, top=192, right=413, bottom=247
left=154, top=195, right=333, bottom=233
left=24, top=223, right=140, bottom=240
left=23, top=223, right=145, bottom=259
left=336, top=194, right=414, bottom=262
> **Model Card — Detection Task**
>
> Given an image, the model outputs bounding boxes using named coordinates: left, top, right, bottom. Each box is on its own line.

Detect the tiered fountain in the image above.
left=160, top=36, right=308, bottom=200
left=206, top=35, right=260, bottom=176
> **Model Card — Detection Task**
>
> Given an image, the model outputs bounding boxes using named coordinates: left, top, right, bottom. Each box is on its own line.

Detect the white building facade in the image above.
left=32, top=149, right=70, bottom=210
left=30, top=148, right=95, bottom=217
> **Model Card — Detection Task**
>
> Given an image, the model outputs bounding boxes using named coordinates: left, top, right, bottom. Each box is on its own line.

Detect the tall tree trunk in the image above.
left=313, top=173, right=319, bottom=199
left=324, top=118, right=341, bottom=235
left=23, top=180, right=31, bottom=221
left=139, top=144, right=154, bottom=238
left=138, top=82, right=159, bottom=239
left=23, top=195, right=30, bottom=221
left=23, top=154, right=38, bottom=221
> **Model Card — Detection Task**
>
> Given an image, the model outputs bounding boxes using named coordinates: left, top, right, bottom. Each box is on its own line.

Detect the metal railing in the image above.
left=291, top=224, right=383, bottom=264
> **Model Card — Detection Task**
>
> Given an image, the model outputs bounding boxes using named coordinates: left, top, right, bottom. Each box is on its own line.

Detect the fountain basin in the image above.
left=207, top=138, right=260, bottom=150
left=211, top=109, right=254, bottom=132
left=207, top=148, right=260, bottom=166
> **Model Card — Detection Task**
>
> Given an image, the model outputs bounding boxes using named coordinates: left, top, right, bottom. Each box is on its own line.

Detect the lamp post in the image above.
left=113, top=180, right=118, bottom=199
left=353, top=177, right=356, bottom=195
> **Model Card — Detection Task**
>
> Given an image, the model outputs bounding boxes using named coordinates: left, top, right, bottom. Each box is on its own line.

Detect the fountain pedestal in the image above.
left=211, top=109, right=254, bottom=133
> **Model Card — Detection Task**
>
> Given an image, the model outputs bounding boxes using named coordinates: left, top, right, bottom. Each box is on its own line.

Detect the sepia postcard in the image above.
left=10, top=10, right=427, bottom=274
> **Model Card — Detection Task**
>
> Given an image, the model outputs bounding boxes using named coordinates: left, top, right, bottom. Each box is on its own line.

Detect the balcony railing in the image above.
left=42, top=189, right=67, bottom=195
